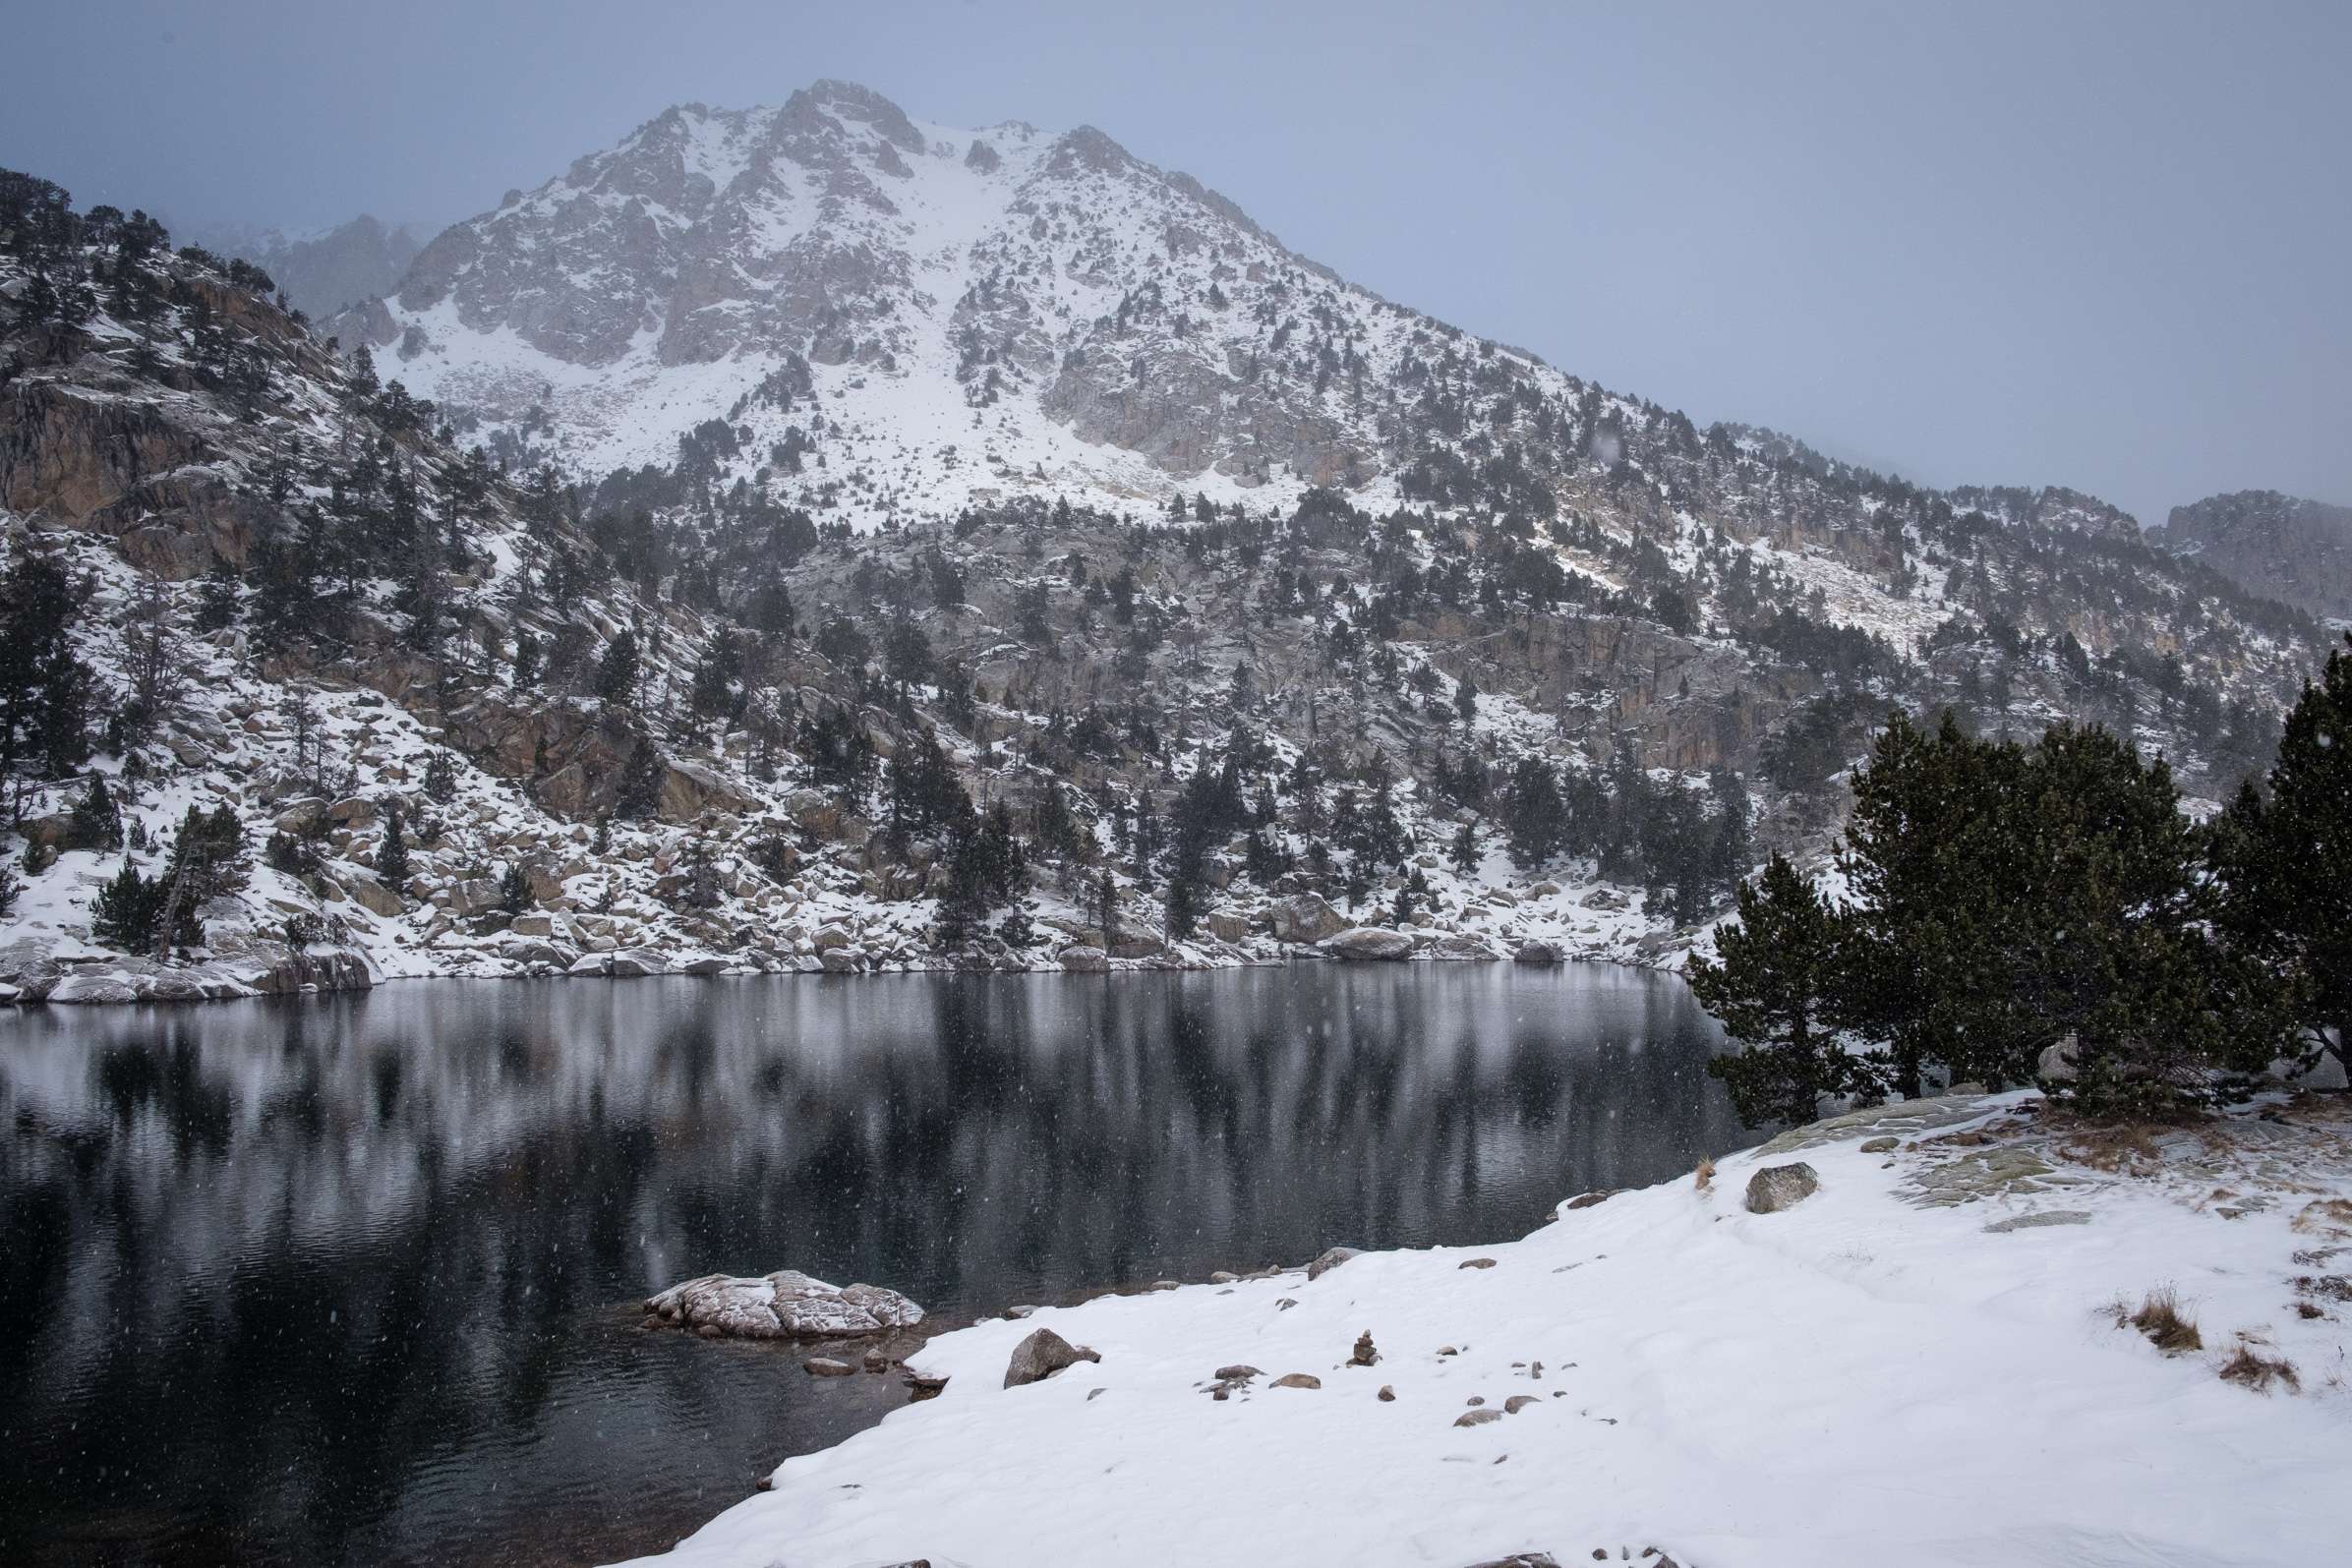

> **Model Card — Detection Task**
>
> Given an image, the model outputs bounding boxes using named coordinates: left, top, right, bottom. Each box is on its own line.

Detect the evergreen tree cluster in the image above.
left=1690, top=682, right=2352, bottom=1127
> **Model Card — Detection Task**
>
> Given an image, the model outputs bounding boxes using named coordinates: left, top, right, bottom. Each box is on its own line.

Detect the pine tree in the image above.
left=511, top=630, right=542, bottom=688
left=0, top=552, right=91, bottom=779
left=616, top=735, right=666, bottom=820
left=1499, top=755, right=1563, bottom=870
left=2215, top=632, right=2352, bottom=1078
left=66, top=776, right=124, bottom=851
left=91, top=860, right=164, bottom=951
left=1688, top=855, right=1860, bottom=1127
left=1163, top=871, right=1199, bottom=940
left=1093, top=870, right=1119, bottom=949
left=499, top=862, right=532, bottom=916
left=596, top=629, right=641, bottom=707
left=423, top=750, right=458, bottom=804
left=377, top=807, right=410, bottom=898
left=1448, top=817, right=1481, bottom=876
left=192, top=554, right=242, bottom=633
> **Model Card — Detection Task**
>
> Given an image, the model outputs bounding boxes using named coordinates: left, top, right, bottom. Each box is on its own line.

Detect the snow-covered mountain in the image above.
left=334, top=80, right=1565, bottom=518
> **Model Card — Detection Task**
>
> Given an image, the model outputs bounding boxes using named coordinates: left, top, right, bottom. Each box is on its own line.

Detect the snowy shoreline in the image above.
left=0, top=936, right=1690, bottom=1007
left=613, top=1089, right=2351, bottom=1568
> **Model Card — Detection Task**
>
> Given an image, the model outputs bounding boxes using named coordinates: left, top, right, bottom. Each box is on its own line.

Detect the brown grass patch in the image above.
left=2127, top=1288, right=2204, bottom=1354
left=2294, top=1274, right=2352, bottom=1304
left=1693, top=1157, right=1714, bottom=1193
left=2051, top=1119, right=2165, bottom=1174
left=2219, top=1347, right=2300, bottom=1393
left=2295, top=1302, right=2325, bottom=1320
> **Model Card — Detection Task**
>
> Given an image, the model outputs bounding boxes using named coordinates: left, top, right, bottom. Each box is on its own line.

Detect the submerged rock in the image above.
left=645, top=1270, right=924, bottom=1339
left=1744, top=1162, right=1820, bottom=1214
left=1004, top=1326, right=1100, bottom=1388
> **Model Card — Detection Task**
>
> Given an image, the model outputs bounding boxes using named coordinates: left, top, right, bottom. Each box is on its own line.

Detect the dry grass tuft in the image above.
left=2128, top=1288, right=2204, bottom=1354
left=2219, top=1346, right=2300, bottom=1393
left=1693, top=1157, right=1715, bottom=1192
left=2052, top=1120, right=2165, bottom=1174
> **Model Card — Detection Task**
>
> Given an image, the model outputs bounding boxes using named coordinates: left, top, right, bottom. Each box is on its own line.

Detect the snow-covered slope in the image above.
left=346, top=82, right=1414, bottom=520
left=620, top=1090, right=2352, bottom=1568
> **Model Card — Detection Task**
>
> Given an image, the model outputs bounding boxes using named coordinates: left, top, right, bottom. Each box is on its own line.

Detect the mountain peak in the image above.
left=791, top=79, right=924, bottom=152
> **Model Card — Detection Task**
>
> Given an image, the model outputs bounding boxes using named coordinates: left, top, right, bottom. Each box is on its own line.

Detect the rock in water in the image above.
left=1744, top=1162, right=1820, bottom=1214
left=1004, top=1326, right=1100, bottom=1388
left=645, top=1270, right=924, bottom=1339
left=1306, top=1245, right=1362, bottom=1281
left=1321, top=927, right=1415, bottom=961
left=803, top=1356, right=856, bottom=1376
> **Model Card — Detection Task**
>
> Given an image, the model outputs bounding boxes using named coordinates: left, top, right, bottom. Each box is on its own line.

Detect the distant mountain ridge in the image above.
left=2153, top=490, right=2352, bottom=621
left=192, top=213, right=426, bottom=320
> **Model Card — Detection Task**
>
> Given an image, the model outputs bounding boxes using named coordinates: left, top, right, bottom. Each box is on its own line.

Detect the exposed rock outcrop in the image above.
left=644, top=1270, right=924, bottom=1339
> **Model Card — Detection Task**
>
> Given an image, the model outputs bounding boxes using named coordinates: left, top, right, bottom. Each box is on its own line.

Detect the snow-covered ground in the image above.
left=617, top=1091, right=2350, bottom=1568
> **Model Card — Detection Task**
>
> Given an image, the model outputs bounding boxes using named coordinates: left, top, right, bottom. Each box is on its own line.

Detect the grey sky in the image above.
left=4, top=0, right=2345, bottom=528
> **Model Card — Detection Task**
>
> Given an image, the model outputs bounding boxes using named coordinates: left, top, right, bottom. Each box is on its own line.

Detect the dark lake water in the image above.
left=0, top=964, right=1745, bottom=1567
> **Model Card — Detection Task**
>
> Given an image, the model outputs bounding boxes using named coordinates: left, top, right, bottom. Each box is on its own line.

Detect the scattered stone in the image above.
left=1214, top=1365, right=1263, bottom=1381
left=1983, top=1209, right=2093, bottom=1233
left=1504, top=1394, right=1540, bottom=1414
left=1276, top=1298, right=1298, bottom=1310
left=1351, top=1330, right=1380, bottom=1366
left=1378, top=1384, right=1395, bottom=1402
left=1744, top=1162, right=1820, bottom=1214
left=1513, top=938, right=1564, bottom=964
left=1859, top=1136, right=1900, bottom=1153
left=1454, top=1408, right=1503, bottom=1427
left=1307, top=1246, right=1362, bottom=1281
left=1269, top=1372, right=1322, bottom=1390
left=904, top=1372, right=949, bottom=1400
left=803, top=1357, right=856, bottom=1376
left=1562, top=1191, right=1618, bottom=1211
left=1148, top=1279, right=1180, bottom=1292
left=1460, top=1256, right=1498, bottom=1270
left=1004, top=1304, right=1038, bottom=1319
left=1208, top=1271, right=1240, bottom=1284
left=861, top=1349, right=892, bottom=1372
left=1467, top=1395, right=1486, bottom=1407
left=1461, top=1556, right=1561, bottom=1568
left=1003, top=1327, right=1100, bottom=1388
left=1438, top=1345, right=1460, bottom=1357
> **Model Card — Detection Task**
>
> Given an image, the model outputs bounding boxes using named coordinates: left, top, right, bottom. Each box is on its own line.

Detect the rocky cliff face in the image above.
left=2154, top=490, right=2352, bottom=621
